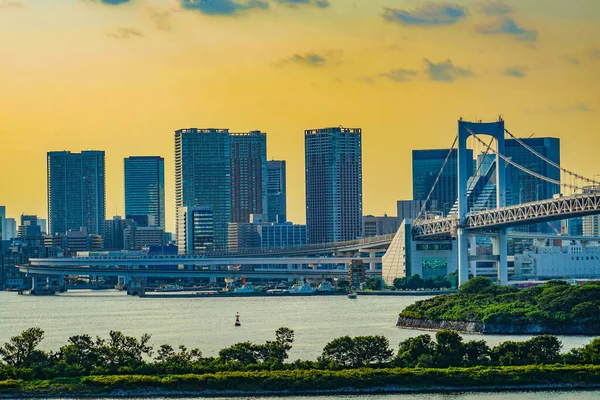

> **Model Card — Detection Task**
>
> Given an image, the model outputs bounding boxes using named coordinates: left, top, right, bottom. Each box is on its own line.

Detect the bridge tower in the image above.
left=457, top=119, right=507, bottom=286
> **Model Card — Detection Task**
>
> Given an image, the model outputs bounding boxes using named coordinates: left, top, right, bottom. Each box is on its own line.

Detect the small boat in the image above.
left=317, top=281, right=333, bottom=292
left=234, top=282, right=255, bottom=293
left=288, top=280, right=315, bottom=294
left=347, top=292, right=358, bottom=299
left=155, top=284, right=184, bottom=292
left=235, top=313, right=241, bottom=327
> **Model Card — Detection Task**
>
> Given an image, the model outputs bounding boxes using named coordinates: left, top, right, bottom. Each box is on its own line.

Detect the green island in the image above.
left=2, top=324, right=600, bottom=396
left=398, top=277, right=600, bottom=334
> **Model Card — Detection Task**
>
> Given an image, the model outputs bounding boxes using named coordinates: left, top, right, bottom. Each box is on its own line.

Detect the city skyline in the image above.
left=1, top=0, right=600, bottom=232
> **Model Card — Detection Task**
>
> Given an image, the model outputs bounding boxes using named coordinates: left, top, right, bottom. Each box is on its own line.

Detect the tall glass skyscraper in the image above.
left=124, top=156, right=165, bottom=228
left=412, top=149, right=473, bottom=216
left=47, top=151, right=105, bottom=235
left=230, top=131, right=267, bottom=223
left=267, top=160, right=286, bottom=223
left=305, top=127, right=362, bottom=244
left=175, top=128, right=231, bottom=251
left=506, top=137, right=560, bottom=233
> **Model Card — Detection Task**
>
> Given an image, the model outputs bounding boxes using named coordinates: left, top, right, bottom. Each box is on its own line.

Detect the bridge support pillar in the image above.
left=469, top=235, right=477, bottom=277
left=457, top=229, right=469, bottom=287
left=126, top=276, right=145, bottom=296
left=491, top=231, right=508, bottom=285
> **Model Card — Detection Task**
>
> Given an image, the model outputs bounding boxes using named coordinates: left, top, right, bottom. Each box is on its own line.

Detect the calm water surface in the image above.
left=0, top=290, right=594, bottom=359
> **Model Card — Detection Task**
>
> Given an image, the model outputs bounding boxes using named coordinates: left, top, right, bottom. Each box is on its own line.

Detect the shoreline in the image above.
left=2, top=365, right=600, bottom=398
left=1, top=382, right=600, bottom=398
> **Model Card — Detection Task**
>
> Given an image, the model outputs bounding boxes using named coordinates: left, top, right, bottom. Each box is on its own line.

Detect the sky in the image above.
left=1, top=0, right=599, bottom=233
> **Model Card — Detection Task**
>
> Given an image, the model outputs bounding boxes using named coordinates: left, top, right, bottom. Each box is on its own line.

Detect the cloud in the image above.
left=380, top=68, right=418, bottom=82
left=564, top=56, right=580, bottom=65
left=424, top=59, right=474, bottom=81
left=382, top=2, right=468, bottom=26
left=527, top=102, right=593, bottom=115
left=475, top=1, right=511, bottom=16
left=180, top=0, right=268, bottom=15
left=588, top=47, right=600, bottom=60
left=108, top=27, right=144, bottom=39
left=0, top=0, right=25, bottom=8
left=358, top=76, right=376, bottom=85
left=477, top=17, right=538, bottom=41
left=274, top=0, right=330, bottom=8
left=505, top=67, right=526, bottom=78
left=280, top=51, right=341, bottom=67
left=146, top=5, right=175, bottom=31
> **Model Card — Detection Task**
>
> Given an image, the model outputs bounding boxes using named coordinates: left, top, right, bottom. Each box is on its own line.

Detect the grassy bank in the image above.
left=2, top=365, right=600, bottom=396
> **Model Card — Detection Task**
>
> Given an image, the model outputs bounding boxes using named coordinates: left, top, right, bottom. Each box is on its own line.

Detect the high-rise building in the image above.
left=175, top=129, right=231, bottom=250
left=0, top=206, right=5, bottom=240
left=4, top=218, right=16, bottom=240
left=412, top=149, right=474, bottom=216
left=230, top=131, right=267, bottom=224
left=124, top=156, right=165, bottom=228
left=257, top=222, right=307, bottom=249
left=266, top=160, right=286, bottom=223
left=397, top=200, right=426, bottom=223
left=583, top=186, right=600, bottom=237
left=123, top=226, right=165, bottom=250
left=505, top=137, right=560, bottom=233
left=18, top=215, right=42, bottom=238
left=362, top=215, right=399, bottom=237
left=305, top=127, right=363, bottom=244
left=38, top=218, right=47, bottom=235
left=177, top=206, right=214, bottom=255
left=47, top=151, right=106, bottom=235
left=103, top=216, right=136, bottom=250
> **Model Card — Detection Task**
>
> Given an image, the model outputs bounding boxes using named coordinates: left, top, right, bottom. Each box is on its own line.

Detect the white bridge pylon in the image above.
left=457, top=118, right=507, bottom=287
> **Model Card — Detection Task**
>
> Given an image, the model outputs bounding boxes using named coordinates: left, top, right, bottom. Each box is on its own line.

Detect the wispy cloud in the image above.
left=527, top=102, right=593, bottom=115
left=146, top=5, right=175, bottom=31
left=274, top=0, right=330, bottom=8
left=279, top=51, right=341, bottom=67
left=475, top=1, right=511, bottom=16
left=505, top=67, right=526, bottom=78
left=424, top=59, right=474, bottom=81
left=564, top=56, right=580, bottom=65
left=0, top=0, right=25, bottom=8
left=477, top=17, right=537, bottom=41
left=108, top=27, right=144, bottom=39
left=181, top=0, right=269, bottom=16
left=382, top=2, right=468, bottom=26
left=588, top=47, right=600, bottom=60
left=379, top=68, right=418, bottom=82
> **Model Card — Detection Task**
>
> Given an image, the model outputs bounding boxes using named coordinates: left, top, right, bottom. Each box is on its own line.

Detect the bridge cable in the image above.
left=504, top=128, right=600, bottom=188
left=414, top=135, right=458, bottom=223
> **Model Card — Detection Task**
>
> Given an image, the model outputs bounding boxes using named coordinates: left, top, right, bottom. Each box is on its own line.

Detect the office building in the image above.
left=0, top=206, right=4, bottom=240
left=4, top=218, right=16, bottom=241
left=123, top=226, right=165, bottom=250
left=230, top=131, right=267, bottom=224
left=104, top=216, right=136, bottom=250
left=362, top=215, right=399, bottom=237
left=397, top=200, right=426, bottom=223
left=177, top=206, right=214, bottom=255
left=47, top=151, right=106, bottom=235
left=38, top=218, right=47, bottom=235
left=257, top=222, right=307, bottom=249
left=175, top=129, right=231, bottom=250
left=267, top=160, right=287, bottom=223
left=305, top=127, right=363, bottom=244
left=18, top=215, right=42, bottom=238
left=124, top=156, right=165, bottom=228
left=44, top=228, right=103, bottom=255
left=583, top=186, right=600, bottom=237
left=506, top=137, right=560, bottom=233
left=412, top=149, right=473, bottom=216
left=227, top=222, right=263, bottom=252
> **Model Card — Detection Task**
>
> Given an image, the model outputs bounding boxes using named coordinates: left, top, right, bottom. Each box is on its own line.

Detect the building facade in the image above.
left=412, top=149, right=473, bottom=217
left=257, top=222, right=307, bottom=249
left=177, top=206, right=214, bottom=255
left=266, top=160, right=286, bottom=223
left=103, top=216, right=136, bottom=250
left=18, top=215, right=42, bottom=238
left=124, top=156, right=165, bottom=228
left=230, top=131, right=268, bottom=224
left=397, top=200, right=426, bottom=224
left=47, top=151, right=106, bottom=235
left=305, top=127, right=363, bottom=244
left=583, top=186, right=600, bottom=237
left=175, top=129, right=231, bottom=250
left=362, top=215, right=399, bottom=237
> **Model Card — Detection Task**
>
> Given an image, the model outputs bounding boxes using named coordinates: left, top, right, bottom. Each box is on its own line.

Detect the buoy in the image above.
left=235, top=312, right=241, bottom=327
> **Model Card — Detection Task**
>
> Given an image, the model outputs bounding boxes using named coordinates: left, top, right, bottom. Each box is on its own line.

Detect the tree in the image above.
left=0, top=327, right=47, bottom=367
left=458, top=277, right=493, bottom=295
left=462, top=340, right=491, bottom=366
left=395, top=334, right=436, bottom=367
left=320, top=336, right=393, bottom=367
left=434, top=329, right=464, bottom=367
left=320, top=336, right=354, bottom=367
left=365, top=278, right=382, bottom=291
left=154, top=344, right=202, bottom=374
left=526, top=335, right=562, bottom=364
left=56, top=334, right=102, bottom=374
left=97, top=331, right=153, bottom=373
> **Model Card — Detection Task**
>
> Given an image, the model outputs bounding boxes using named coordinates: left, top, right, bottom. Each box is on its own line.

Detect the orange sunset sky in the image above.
left=1, top=0, right=599, bottom=232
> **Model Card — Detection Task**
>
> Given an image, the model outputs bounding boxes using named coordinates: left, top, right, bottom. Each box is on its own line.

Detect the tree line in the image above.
left=2, top=326, right=600, bottom=381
